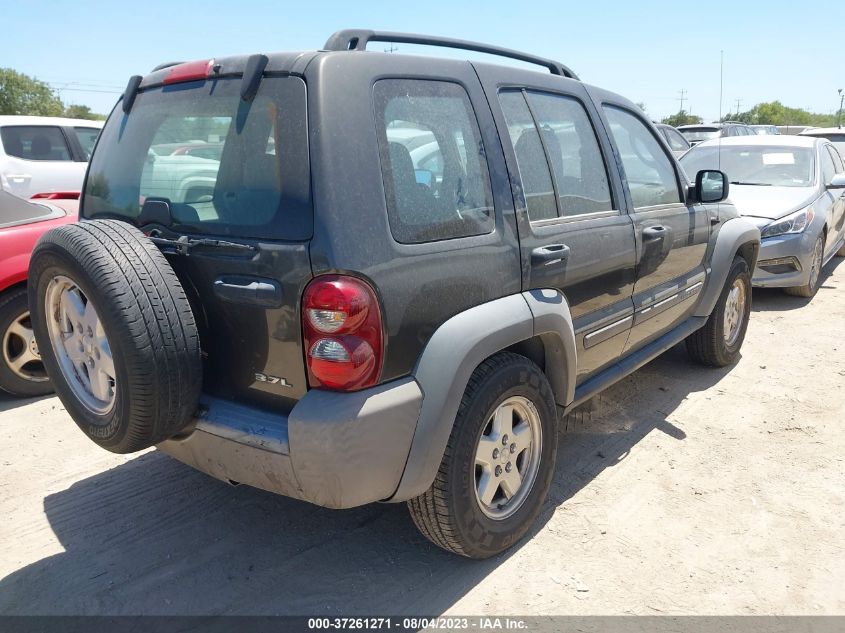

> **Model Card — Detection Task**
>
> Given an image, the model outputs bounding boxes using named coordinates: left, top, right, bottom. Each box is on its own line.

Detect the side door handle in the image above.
left=642, top=225, right=668, bottom=242
left=531, top=244, right=570, bottom=266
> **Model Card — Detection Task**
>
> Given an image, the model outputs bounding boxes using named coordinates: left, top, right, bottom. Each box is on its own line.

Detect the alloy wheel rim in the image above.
left=809, top=237, right=823, bottom=290
left=2, top=311, right=48, bottom=383
left=44, top=276, right=116, bottom=414
left=722, top=279, right=747, bottom=347
left=474, top=395, right=543, bottom=520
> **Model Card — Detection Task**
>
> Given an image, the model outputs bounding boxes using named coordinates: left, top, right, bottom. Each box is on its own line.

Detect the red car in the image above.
left=0, top=190, right=78, bottom=397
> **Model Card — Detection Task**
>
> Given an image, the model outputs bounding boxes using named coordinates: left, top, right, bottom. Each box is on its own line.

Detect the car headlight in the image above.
left=760, top=207, right=814, bottom=239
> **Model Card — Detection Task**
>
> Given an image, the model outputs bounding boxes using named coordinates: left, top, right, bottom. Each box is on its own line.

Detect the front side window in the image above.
left=820, top=145, right=836, bottom=185
left=602, top=106, right=682, bottom=207
left=0, top=126, right=72, bottom=161
left=826, top=145, right=843, bottom=174
left=499, top=90, right=613, bottom=221
left=374, top=79, right=494, bottom=244
left=82, top=76, right=310, bottom=240
left=72, top=127, right=101, bottom=160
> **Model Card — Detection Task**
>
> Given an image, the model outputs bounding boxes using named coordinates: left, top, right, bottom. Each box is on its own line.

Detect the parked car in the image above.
left=681, top=136, right=845, bottom=297
left=799, top=127, right=845, bottom=159
left=0, top=191, right=78, bottom=397
left=655, top=123, right=691, bottom=157
left=750, top=125, right=780, bottom=135
left=678, top=122, right=755, bottom=145
left=28, top=30, right=759, bottom=558
left=0, top=116, right=103, bottom=198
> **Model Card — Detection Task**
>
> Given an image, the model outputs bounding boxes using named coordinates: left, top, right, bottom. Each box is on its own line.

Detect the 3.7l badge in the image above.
left=254, top=373, right=292, bottom=388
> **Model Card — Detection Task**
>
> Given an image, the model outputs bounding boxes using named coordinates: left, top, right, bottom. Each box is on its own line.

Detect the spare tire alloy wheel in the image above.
left=45, top=276, right=115, bottom=414
left=29, top=220, right=202, bottom=453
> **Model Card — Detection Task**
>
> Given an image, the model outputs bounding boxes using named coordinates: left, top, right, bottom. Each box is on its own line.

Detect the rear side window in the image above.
left=664, top=127, right=689, bottom=151
left=82, top=76, right=311, bottom=240
left=72, top=127, right=101, bottom=160
left=602, top=106, right=682, bottom=207
left=374, top=79, right=494, bottom=244
left=0, top=126, right=72, bottom=161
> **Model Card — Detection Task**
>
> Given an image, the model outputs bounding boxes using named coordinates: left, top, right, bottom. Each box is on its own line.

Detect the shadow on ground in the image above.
left=0, top=344, right=733, bottom=616
left=0, top=393, right=52, bottom=414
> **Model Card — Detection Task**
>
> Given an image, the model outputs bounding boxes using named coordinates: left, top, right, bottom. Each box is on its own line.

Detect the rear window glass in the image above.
left=72, top=126, right=101, bottom=160
left=679, top=128, right=720, bottom=143
left=82, top=76, right=311, bottom=240
left=0, top=126, right=72, bottom=161
left=374, top=79, right=494, bottom=244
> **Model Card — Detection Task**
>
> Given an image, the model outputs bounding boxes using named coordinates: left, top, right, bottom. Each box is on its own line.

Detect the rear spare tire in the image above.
left=29, top=220, right=202, bottom=453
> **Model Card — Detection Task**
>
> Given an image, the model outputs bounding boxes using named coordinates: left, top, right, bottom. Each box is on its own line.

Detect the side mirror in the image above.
left=828, top=173, right=845, bottom=189
left=695, top=169, right=729, bottom=203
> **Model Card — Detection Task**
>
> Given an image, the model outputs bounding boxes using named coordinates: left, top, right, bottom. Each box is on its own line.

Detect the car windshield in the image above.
left=681, top=145, right=815, bottom=187
left=82, top=76, right=310, bottom=239
left=680, top=128, right=720, bottom=143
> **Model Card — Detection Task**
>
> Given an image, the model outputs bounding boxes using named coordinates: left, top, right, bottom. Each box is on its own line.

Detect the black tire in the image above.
left=0, top=287, right=52, bottom=397
left=407, top=352, right=557, bottom=559
left=686, top=256, right=751, bottom=367
left=28, top=220, right=202, bottom=453
left=784, top=233, right=825, bottom=298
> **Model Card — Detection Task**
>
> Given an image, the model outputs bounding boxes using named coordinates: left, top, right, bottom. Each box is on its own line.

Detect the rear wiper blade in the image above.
left=730, top=181, right=772, bottom=186
left=148, top=233, right=257, bottom=255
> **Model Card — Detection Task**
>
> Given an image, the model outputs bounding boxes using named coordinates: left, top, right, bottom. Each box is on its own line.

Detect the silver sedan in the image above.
left=681, top=136, right=845, bottom=298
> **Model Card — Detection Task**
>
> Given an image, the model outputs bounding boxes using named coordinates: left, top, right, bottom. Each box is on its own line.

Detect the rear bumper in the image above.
left=157, top=377, right=423, bottom=509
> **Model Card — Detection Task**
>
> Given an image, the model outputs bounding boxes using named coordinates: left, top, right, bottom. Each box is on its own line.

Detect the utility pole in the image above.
left=838, top=89, right=843, bottom=128
left=677, top=89, right=687, bottom=113
left=384, top=44, right=398, bottom=53
left=734, top=98, right=742, bottom=118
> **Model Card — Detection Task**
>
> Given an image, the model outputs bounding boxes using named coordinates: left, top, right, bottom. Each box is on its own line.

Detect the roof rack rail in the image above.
left=323, top=29, right=578, bottom=80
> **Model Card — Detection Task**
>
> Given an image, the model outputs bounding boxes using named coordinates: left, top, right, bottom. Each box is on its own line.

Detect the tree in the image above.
left=635, top=102, right=647, bottom=113
left=661, top=110, right=703, bottom=127
left=721, top=101, right=837, bottom=127
left=0, top=68, right=64, bottom=116
left=63, top=104, right=106, bottom=120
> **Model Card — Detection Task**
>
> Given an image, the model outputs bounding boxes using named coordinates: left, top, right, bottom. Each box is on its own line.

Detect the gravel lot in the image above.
left=1, top=259, right=843, bottom=616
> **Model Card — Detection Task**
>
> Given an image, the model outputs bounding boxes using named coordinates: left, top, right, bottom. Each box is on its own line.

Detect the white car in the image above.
left=799, top=127, right=845, bottom=160
left=0, top=116, right=103, bottom=198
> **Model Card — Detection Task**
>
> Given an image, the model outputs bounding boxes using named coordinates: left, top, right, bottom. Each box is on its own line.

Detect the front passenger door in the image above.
left=600, top=105, right=711, bottom=353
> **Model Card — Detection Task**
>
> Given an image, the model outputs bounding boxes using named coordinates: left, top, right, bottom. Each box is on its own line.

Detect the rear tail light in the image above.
left=302, top=275, right=383, bottom=391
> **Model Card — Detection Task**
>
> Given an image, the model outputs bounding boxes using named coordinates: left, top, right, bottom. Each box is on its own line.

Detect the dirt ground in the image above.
left=1, top=260, right=843, bottom=616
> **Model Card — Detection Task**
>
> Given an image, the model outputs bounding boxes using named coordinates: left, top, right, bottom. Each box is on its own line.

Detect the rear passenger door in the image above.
left=597, top=103, right=711, bottom=353
left=476, top=67, right=637, bottom=384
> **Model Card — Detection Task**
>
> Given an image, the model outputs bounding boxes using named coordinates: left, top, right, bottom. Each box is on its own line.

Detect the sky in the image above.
left=2, top=0, right=841, bottom=123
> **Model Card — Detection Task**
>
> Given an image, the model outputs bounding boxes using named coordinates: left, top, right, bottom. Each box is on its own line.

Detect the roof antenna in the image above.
left=718, top=50, right=724, bottom=173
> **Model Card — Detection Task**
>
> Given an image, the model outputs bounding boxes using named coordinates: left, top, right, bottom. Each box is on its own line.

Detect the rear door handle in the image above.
left=642, top=225, right=668, bottom=242
left=531, top=244, right=570, bottom=266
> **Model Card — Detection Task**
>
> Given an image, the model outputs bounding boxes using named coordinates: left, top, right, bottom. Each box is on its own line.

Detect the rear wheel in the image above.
left=785, top=233, right=824, bottom=298
left=686, top=256, right=751, bottom=367
left=407, top=352, right=557, bottom=558
left=0, top=287, right=52, bottom=397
